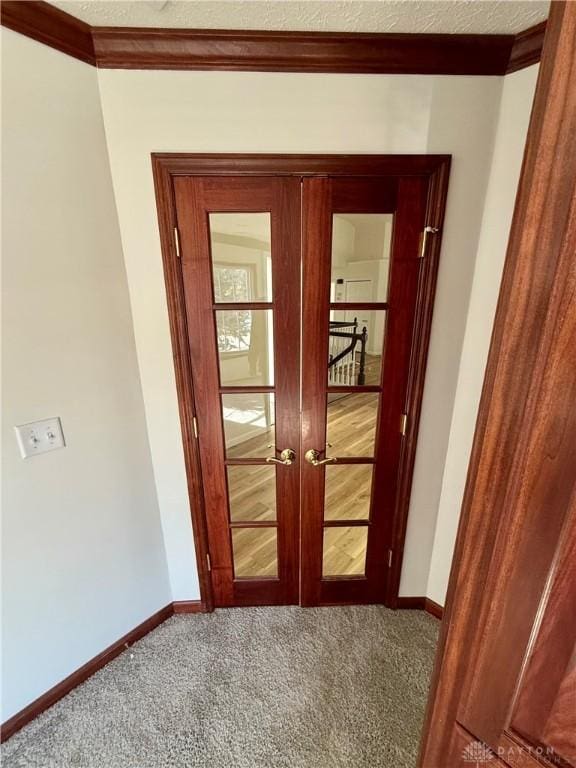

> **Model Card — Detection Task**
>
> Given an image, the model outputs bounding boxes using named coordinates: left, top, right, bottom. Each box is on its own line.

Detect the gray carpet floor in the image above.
left=2, top=606, right=439, bottom=768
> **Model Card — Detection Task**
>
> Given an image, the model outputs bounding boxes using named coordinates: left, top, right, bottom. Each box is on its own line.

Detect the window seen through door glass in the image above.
left=215, top=309, right=274, bottom=387
left=209, top=213, right=272, bottom=302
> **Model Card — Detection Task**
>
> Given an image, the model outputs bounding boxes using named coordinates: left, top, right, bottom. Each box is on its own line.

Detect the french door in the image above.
left=174, top=176, right=301, bottom=606
left=158, top=155, right=449, bottom=609
left=300, top=176, right=427, bottom=605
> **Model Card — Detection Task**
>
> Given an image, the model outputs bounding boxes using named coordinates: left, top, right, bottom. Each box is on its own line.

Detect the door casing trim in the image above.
left=151, top=153, right=451, bottom=611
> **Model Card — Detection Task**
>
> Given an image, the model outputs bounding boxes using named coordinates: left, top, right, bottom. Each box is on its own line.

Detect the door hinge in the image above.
left=419, top=225, right=439, bottom=258
left=192, top=415, right=199, bottom=439
left=206, top=552, right=211, bottom=571
left=400, top=413, right=408, bottom=436
left=174, top=226, right=181, bottom=259
left=388, top=549, right=393, bottom=568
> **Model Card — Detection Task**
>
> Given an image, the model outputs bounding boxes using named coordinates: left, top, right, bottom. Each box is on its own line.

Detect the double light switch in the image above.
left=14, top=417, right=66, bottom=458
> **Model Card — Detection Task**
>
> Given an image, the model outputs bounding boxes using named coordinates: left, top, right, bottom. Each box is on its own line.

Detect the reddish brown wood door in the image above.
left=420, top=5, right=576, bottom=766
left=173, top=172, right=429, bottom=608
left=300, top=177, right=428, bottom=605
left=173, top=177, right=301, bottom=606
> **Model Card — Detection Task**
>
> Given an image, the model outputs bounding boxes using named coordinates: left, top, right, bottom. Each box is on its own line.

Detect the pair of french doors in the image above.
left=163, top=156, right=447, bottom=608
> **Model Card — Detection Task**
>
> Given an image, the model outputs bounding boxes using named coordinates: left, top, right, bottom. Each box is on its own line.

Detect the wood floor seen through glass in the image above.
left=227, top=393, right=377, bottom=578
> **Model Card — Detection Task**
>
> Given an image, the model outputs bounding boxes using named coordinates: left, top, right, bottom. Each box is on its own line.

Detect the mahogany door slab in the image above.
left=300, top=176, right=429, bottom=605
left=419, top=5, right=576, bottom=766
left=509, top=505, right=576, bottom=766
left=173, top=176, right=301, bottom=606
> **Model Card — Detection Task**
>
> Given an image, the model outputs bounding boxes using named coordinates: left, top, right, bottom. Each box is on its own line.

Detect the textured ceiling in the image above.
left=51, top=1, right=549, bottom=34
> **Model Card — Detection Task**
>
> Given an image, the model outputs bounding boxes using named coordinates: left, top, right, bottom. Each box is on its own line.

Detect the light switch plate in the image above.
left=14, top=417, right=66, bottom=458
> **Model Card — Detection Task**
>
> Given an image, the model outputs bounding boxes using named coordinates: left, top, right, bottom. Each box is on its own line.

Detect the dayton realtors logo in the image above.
left=462, top=741, right=495, bottom=765
left=462, top=740, right=559, bottom=765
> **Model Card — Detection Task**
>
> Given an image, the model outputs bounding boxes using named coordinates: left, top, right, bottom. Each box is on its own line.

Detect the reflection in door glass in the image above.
left=222, top=393, right=275, bottom=458
left=324, top=465, right=374, bottom=521
left=327, top=310, right=386, bottom=386
left=326, top=393, right=379, bottom=457
left=216, top=309, right=274, bottom=387
left=232, top=527, right=278, bottom=578
left=323, top=526, right=368, bottom=576
left=227, top=465, right=276, bottom=522
left=331, top=214, right=393, bottom=303
left=209, top=213, right=272, bottom=302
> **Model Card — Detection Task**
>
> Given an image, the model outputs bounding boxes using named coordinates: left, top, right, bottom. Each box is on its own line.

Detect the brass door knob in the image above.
left=266, top=448, right=296, bottom=466
left=304, top=448, right=337, bottom=467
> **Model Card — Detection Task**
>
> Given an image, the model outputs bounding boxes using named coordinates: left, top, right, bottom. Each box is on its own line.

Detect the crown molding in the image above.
left=506, top=21, right=547, bottom=73
left=1, top=1, right=546, bottom=75
left=1, top=1, right=95, bottom=65
left=91, top=27, right=513, bottom=74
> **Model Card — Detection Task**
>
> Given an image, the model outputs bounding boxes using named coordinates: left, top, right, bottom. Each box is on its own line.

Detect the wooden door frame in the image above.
left=418, top=4, right=575, bottom=765
left=152, top=153, right=451, bottom=611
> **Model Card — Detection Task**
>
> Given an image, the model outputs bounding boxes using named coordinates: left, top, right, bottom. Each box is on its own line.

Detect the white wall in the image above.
left=398, top=76, right=511, bottom=596
left=1, top=29, right=171, bottom=721
left=426, top=65, right=539, bottom=606
left=96, top=69, right=504, bottom=600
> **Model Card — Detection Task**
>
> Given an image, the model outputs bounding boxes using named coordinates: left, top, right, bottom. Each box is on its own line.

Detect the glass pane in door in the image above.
left=331, top=214, right=393, bottom=303
left=216, top=309, right=274, bottom=386
left=324, top=465, right=374, bottom=521
left=322, top=526, right=368, bottom=577
left=327, top=310, right=387, bottom=386
left=209, top=213, right=272, bottom=302
left=326, top=392, right=379, bottom=457
left=227, top=465, right=276, bottom=522
left=221, top=393, right=275, bottom=458
left=232, top=528, right=278, bottom=578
